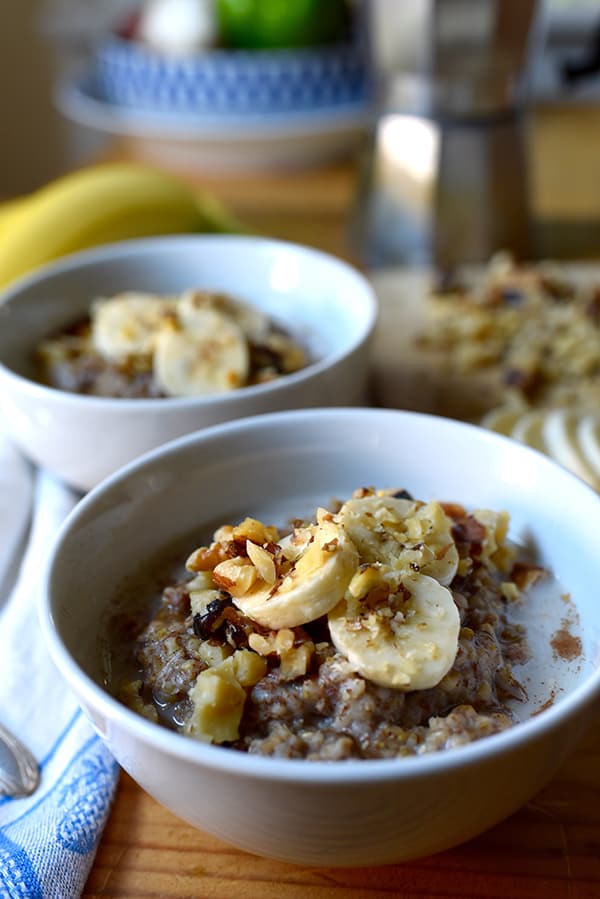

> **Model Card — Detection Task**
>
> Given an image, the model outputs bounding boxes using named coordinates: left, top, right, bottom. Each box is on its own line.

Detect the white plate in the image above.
left=56, top=74, right=373, bottom=171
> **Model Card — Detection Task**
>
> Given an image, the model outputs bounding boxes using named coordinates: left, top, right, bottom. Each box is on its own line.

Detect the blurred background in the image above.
left=1, top=0, right=600, bottom=263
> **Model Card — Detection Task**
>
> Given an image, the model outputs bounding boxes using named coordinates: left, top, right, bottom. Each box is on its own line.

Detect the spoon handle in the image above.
left=0, top=723, right=40, bottom=798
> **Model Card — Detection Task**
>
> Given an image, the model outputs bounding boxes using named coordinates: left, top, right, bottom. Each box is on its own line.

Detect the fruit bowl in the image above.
left=40, top=407, right=600, bottom=865
left=0, top=235, right=376, bottom=491
left=91, top=34, right=370, bottom=117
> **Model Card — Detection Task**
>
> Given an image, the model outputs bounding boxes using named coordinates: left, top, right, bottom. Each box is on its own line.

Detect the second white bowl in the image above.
left=0, top=235, right=376, bottom=490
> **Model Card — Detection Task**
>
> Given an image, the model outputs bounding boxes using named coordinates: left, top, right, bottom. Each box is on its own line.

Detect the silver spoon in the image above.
left=0, top=722, right=40, bottom=798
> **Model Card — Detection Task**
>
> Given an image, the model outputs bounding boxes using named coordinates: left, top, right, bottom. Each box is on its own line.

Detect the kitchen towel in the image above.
left=0, top=443, right=120, bottom=899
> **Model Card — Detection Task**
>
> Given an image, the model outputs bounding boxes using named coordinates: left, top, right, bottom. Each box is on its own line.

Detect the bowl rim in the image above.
left=0, top=234, right=378, bottom=411
left=40, top=406, right=600, bottom=784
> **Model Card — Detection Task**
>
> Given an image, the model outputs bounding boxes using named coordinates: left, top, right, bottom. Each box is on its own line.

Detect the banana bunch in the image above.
left=0, top=162, right=244, bottom=291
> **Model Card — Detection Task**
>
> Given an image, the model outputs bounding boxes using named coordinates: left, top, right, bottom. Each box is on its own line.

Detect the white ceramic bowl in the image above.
left=41, top=408, right=600, bottom=866
left=0, top=236, right=376, bottom=491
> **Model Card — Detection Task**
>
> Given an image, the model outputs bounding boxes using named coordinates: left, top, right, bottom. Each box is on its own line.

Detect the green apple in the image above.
left=216, top=0, right=349, bottom=49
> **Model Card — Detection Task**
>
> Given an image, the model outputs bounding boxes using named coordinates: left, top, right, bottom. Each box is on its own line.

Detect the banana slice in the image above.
left=338, top=495, right=459, bottom=587
left=480, top=406, right=523, bottom=436
left=153, top=307, right=250, bottom=396
left=328, top=573, right=459, bottom=690
left=511, top=410, right=550, bottom=454
left=91, top=292, right=176, bottom=362
left=223, top=515, right=359, bottom=630
left=178, top=289, right=270, bottom=344
left=542, top=409, right=600, bottom=488
left=577, top=414, right=600, bottom=481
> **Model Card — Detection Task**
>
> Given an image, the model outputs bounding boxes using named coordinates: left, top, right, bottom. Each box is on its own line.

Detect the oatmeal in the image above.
left=36, top=289, right=307, bottom=398
left=108, top=487, right=547, bottom=760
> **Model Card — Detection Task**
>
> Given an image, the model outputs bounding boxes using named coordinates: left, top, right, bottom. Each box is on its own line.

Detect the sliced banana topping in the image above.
left=83, top=287, right=307, bottom=398
left=153, top=308, right=249, bottom=396
left=338, top=494, right=459, bottom=587
left=183, top=491, right=477, bottom=693
left=220, top=515, right=359, bottom=630
left=91, top=292, right=176, bottom=361
left=328, top=573, right=460, bottom=690
left=178, top=289, right=270, bottom=344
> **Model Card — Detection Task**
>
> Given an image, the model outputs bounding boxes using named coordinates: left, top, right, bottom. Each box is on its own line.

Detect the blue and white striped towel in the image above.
left=0, top=439, right=119, bottom=899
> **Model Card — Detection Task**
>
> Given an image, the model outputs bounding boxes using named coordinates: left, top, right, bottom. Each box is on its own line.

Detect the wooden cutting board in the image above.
left=85, top=716, right=600, bottom=899
left=368, top=268, right=502, bottom=421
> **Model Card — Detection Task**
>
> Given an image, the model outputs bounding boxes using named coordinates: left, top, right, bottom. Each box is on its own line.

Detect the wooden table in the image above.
left=83, top=102, right=600, bottom=898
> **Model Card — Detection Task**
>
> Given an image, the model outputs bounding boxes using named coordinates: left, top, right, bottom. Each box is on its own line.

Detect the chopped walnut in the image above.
left=246, top=540, right=276, bottom=584
left=249, top=628, right=315, bottom=680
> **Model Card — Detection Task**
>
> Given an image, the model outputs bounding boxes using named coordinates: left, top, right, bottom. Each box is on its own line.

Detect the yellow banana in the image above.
left=0, top=194, right=37, bottom=241
left=194, top=190, right=247, bottom=236
left=0, top=163, right=244, bottom=291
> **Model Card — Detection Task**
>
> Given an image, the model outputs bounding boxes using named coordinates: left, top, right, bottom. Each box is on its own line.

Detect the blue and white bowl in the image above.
left=91, top=35, right=371, bottom=117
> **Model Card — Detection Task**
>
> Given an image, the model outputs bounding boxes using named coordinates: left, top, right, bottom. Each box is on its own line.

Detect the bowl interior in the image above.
left=46, top=408, right=600, bottom=735
left=0, top=235, right=375, bottom=383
